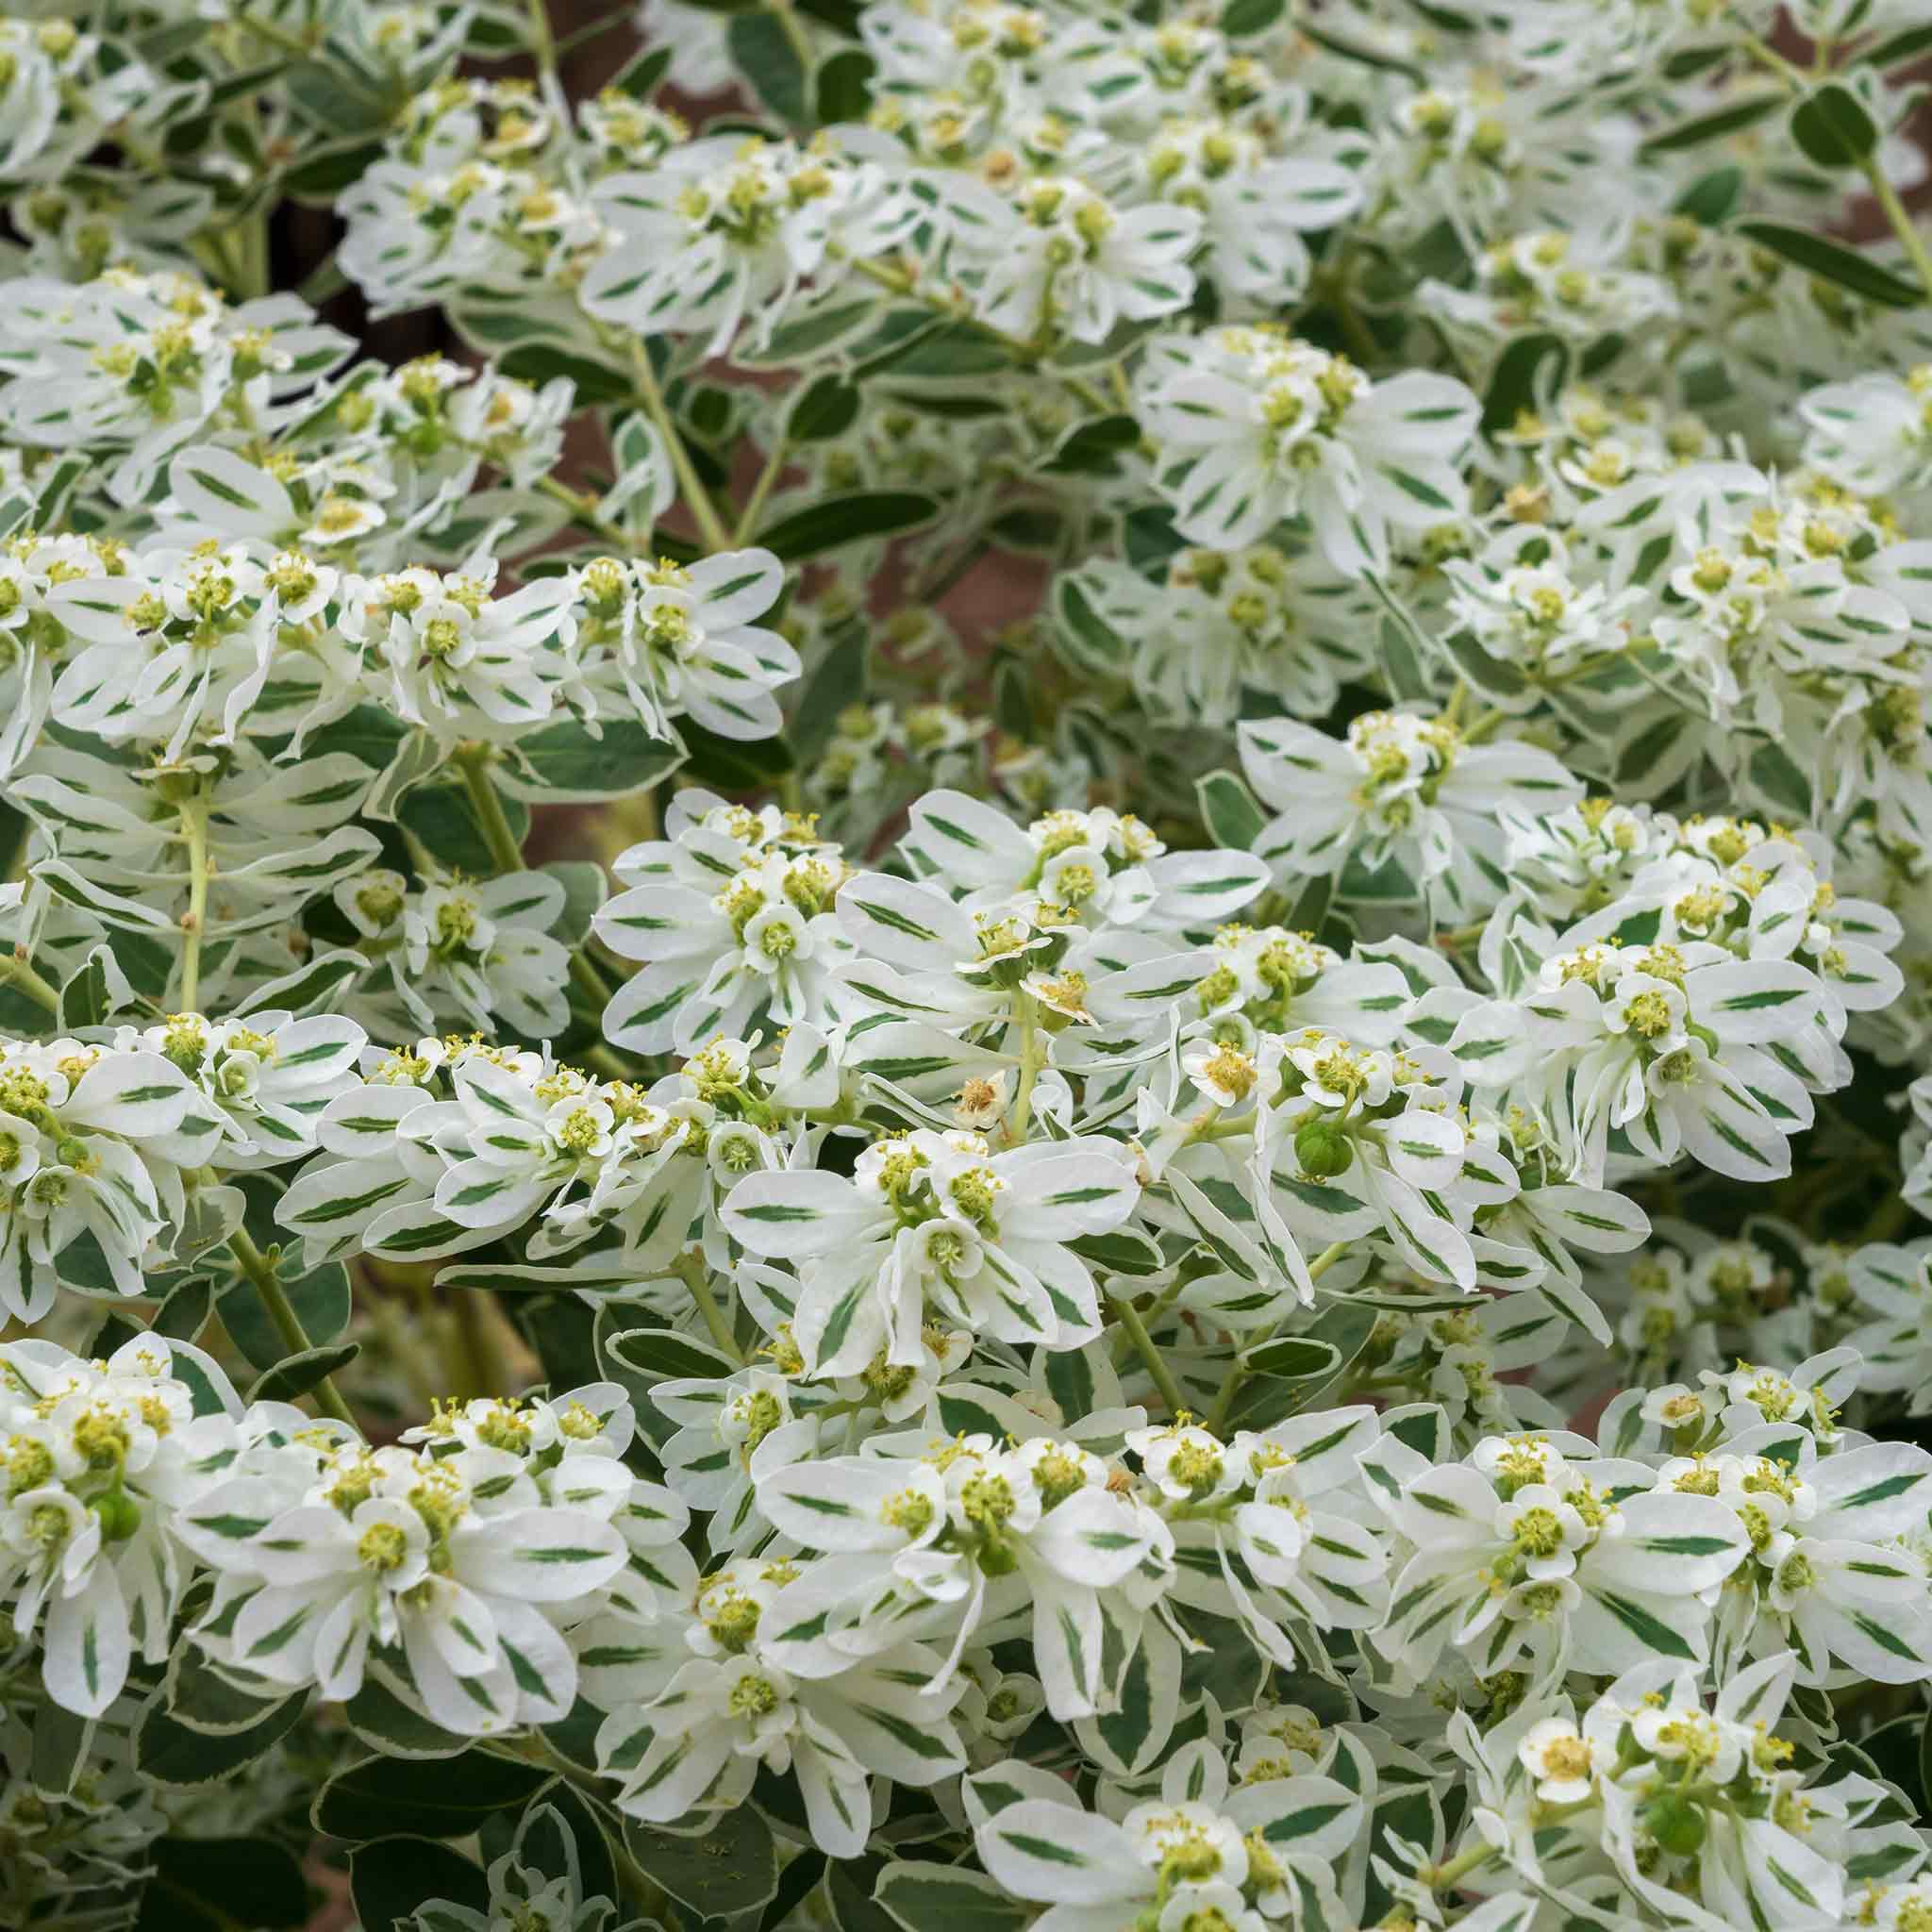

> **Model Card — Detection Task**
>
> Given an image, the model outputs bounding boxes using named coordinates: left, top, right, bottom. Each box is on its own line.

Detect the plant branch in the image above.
left=228, top=1229, right=357, bottom=1426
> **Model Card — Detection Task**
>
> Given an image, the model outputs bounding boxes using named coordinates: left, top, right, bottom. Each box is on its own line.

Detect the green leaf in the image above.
left=611, top=44, right=673, bottom=96
left=247, top=1341, right=361, bottom=1404
left=1735, top=222, right=1924, bottom=308
left=787, top=373, right=862, bottom=441
left=543, top=860, right=608, bottom=950
left=1673, top=165, right=1745, bottom=226
left=1123, top=504, right=1187, bottom=576
left=313, top=1749, right=551, bottom=1840
left=817, top=46, right=875, bottom=121
left=744, top=297, right=881, bottom=364
left=679, top=720, right=798, bottom=791
left=499, top=341, right=635, bottom=405
left=1068, top=1229, right=1167, bottom=1276
left=397, top=778, right=531, bottom=874
left=154, top=1275, right=215, bottom=1343
left=283, top=136, right=384, bottom=202
left=856, top=316, right=1014, bottom=378
left=1641, top=92, right=1785, bottom=154
left=1053, top=575, right=1128, bottom=671
left=827, top=1857, right=903, bottom=1932
left=1242, top=1336, right=1343, bottom=1381
left=139, top=1837, right=308, bottom=1930
left=344, top=1675, right=473, bottom=1760
left=288, top=701, right=409, bottom=773
left=57, top=947, right=113, bottom=1030
left=797, top=0, right=862, bottom=30
left=1747, top=739, right=1814, bottom=821
left=350, top=1839, right=490, bottom=1932
left=758, top=490, right=940, bottom=559
left=504, top=716, right=684, bottom=803
left=1481, top=333, right=1568, bottom=437
left=1220, top=0, right=1285, bottom=35
left=31, top=1699, right=90, bottom=1794
left=875, top=1861, right=1033, bottom=1932
left=1196, top=769, right=1267, bottom=851
left=605, top=1324, right=740, bottom=1384
left=791, top=622, right=867, bottom=761
left=136, top=1684, right=308, bottom=1790
left=1790, top=84, right=1879, bottom=169
left=512, top=1788, right=620, bottom=1914
left=989, top=506, right=1064, bottom=553
left=1855, top=22, right=1932, bottom=68
left=220, top=1261, right=350, bottom=1373
left=1840, top=1713, right=1925, bottom=1816
left=729, top=11, right=810, bottom=123
left=625, top=1805, right=777, bottom=1915
left=1043, top=413, right=1140, bottom=474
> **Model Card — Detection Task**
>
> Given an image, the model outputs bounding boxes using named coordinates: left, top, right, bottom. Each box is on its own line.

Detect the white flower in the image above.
left=575, top=549, right=799, bottom=744
left=1239, top=710, right=1579, bottom=918
left=951, top=175, right=1200, bottom=346
left=1137, top=326, right=1479, bottom=572
left=583, top=136, right=913, bottom=356
left=1516, top=1714, right=1600, bottom=1805
left=722, top=1129, right=1138, bottom=1375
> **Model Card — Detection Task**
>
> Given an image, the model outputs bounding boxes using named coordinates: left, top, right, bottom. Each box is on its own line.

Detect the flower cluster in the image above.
left=6, top=1, right=1932, bottom=1929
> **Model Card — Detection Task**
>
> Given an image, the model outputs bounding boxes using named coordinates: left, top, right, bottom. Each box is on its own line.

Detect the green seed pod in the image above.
left=1294, top=1117, right=1353, bottom=1179
left=977, top=1532, right=1018, bottom=1577
left=1641, top=1794, right=1707, bottom=1857
left=93, top=1491, right=142, bottom=1543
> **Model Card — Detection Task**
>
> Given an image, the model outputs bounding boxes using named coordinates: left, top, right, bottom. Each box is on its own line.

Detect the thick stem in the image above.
left=1420, top=1841, right=1499, bottom=1893
left=1110, top=1296, right=1189, bottom=1417
left=454, top=743, right=525, bottom=874
left=453, top=744, right=635, bottom=1078
left=1863, top=160, right=1932, bottom=303
left=1007, top=993, right=1042, bottom=1144
left=525, top=0, right=558, bottom=74
left=177, top=793, right=211, bottom=1015
left=0, top=954, right=59, bottom=1016
left=229, top=1229, right=357, bottom=1426
left=676, top=1252, right=741, bottom=1360
left=623, top=336, right=734, bottom=552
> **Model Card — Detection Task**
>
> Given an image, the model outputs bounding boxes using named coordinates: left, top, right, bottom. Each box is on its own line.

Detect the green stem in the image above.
left=1420, top=1841, right=1499, bottom=1892
left=233, top=14, right=393, bottom=115
left=620, top=334, right=734, bottom=552
left=453, top=741, right=630, bottom=1072
left=533, top=474, right=653, bottom=554
left=1736, top=29, right=1932, bottom=302
left=676, top=1253, right=741, bottom=1360
left=556, top=4, right=637, bottom=56
left=0, top=953, right=59, bottom=1016
left=1007, top=993, right=1042, bottom=1144
left=1862, top=160, right=1932, bottom=302
left=734, top=438, right=789, bottom=543
left=767, top=0, right=815, bottom=81
left=1203, top=1241, right=1349, bottom=1434
left=454, top=743, right=525, bottom=874
left=842, top=255, right=1115, bottom=410
left=228, top=1229, right=357, bottom=1426
left=524, top=0, right=557, bottom=74
left=1111, top=1296, right=1189, bottom=1417
left=178, top=792, right=211, bottom=1014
